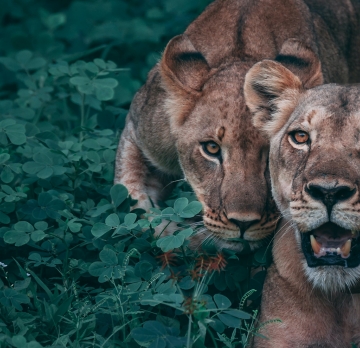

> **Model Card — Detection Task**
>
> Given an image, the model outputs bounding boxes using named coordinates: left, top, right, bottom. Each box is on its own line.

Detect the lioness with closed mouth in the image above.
left=245, top=60, right=360, bottom=347
left=115, top=0, right=360, bottom=251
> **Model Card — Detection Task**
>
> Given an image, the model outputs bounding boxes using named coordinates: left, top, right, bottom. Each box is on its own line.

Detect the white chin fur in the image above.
left=302, top=260, right=360, bottom=294
left=294, top=230, right=360, bottom=293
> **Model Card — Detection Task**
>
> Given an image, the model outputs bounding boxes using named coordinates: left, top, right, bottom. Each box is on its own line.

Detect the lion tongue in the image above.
left=310, top=235, right=351, bottom=259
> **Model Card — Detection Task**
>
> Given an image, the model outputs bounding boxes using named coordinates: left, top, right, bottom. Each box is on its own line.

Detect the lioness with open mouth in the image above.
left=245, top=60, right=360, bottom=346
left=115, top=0, right=360, bottom=252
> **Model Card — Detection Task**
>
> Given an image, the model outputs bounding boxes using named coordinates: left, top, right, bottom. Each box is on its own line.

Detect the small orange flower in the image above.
left=195, top=255, right=209, bottom=271
left=168, top=269, right=181, bottom=284
left=209, top=253, right=227, bottom=273
left=189, top=268, right=204, bottom=280
left=156, top=251, right=177, bottom=270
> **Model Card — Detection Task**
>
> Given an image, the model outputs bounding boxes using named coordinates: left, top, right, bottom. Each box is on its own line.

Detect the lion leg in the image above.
left=115, top=124, right=164, bottom=211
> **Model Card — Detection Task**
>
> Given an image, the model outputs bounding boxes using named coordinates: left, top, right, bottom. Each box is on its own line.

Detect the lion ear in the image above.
left=160, top=34, right=213, bottom=96
left=244, top=60, right=303, bottom=137
left=275, top=39, right=324, bottom=89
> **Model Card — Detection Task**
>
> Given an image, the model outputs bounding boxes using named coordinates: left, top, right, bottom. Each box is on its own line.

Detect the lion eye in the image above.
left=202, top=141, right=221, bottom=156
left=291, top=131, right=309, bottom=144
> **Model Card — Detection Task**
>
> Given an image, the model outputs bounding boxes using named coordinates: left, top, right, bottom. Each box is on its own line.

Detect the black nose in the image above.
left=230, top=219, right=259, bottom=238
left=306, top=184, right=356, bottom=215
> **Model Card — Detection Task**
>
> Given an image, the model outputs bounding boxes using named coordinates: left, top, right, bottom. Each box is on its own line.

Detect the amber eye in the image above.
left=202, top=141, right=221, bottom=156
left=291, top=131, right=309, bottom=144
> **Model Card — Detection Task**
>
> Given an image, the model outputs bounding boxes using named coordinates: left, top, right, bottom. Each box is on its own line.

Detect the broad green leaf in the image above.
left=16, top=50, right=32, bottom=65
left=5, top=124, right=27, bottom=145
left=131, top=327, right=158, bottom=343
left=33, top=152, right=53, bottom=165
left=93, top=78, right=118, bottom=88
left=161, top=207, right=174, bottom=216
left=149, top=337, right=166, bottom=348
left=4, top=230, right=30, bottom=246
left=85, top=62, right=99, bottom=73
left=23, top=162, right=45, bottom=174
left=14, top=278, right=31, bottom=291
left=43, top=12, right=66, bottom=30
left=38, top=192, right=53, bottom=206
left=37, top=166, right=53, bottom=179
left=94, top=58, right=106, bottom=69
left=138, top=219, right=150, bottom=228
left=223, top=309, right=251, bottom=320
left=214, top=294, right=231, bottom=309
left=0, top=154, right=10, bottom=164
left=78, top=84, right=95, bottom=94
left=69, top=76, right=91, bottom=86
left=105, top=213, right=120, bottom=227
left=180, top=201, right=203, bottom=218
left=150, top=217, right=162, bottom=228
left=88, top=262, right=109, bottom=277
left=28, top=253, right=41, bottom=262
left=12, top=107, right=35, bottom=120
left=0, top=57, right=21, bottom=71
left=156, top=231, right=190, bottom=252
left=87, top=151, right=101, bottom=163
left=31, top=230, right=46, bottom=242
left=0, top=211, right=10, bottom=224
left=99, top=249, right=118, bottom=265
left=177, top=228, right=193, bottom=239
left=95, top=86, right=114, bottom=101
left=209, top=318, right=225, bottom=333
left=0, top=288, right=30, bottom=310
left=68, top=219, right=82, bottom=233
left=174, top=197, right=188, bottom=214
left=143, top=321, right=167, bottom=335
left=110, top=184, right=128, bottom=207
left=14, top=221, right=34, bottom=233
left=217, top=313, right=241, bottom=328
left=124, top=213, right=137, bottom=226
left=1, top=167, right=14, bottom=183
left=137, top=261, right=153, bottom=280
left=34, top=221, right=48, bottom=230
left=178, top=276, right=195, bottom=290
left=12, top=335, right=27, bottom=348
left=26, top=57, right=47, bottom=70
left=91, top=223, right=111, bottom=237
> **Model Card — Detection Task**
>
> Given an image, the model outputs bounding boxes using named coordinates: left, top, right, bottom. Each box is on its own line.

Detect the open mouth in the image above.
left=301, top=222, right=360, bottom=268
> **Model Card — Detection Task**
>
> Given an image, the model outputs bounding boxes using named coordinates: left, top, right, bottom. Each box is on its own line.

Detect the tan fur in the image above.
left=115, top=0, right=360, bottom=252
left=245, top=62, right=360, bottom=347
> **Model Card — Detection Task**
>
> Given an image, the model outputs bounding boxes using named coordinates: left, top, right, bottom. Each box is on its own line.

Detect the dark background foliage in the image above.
left=0, top=1, right=273, bottom=347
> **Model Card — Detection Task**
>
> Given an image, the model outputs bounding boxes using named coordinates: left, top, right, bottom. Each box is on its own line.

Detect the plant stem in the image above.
left=187, top=315, right=192, bottom=348
left=157, top=220, right=172, bottom=238
left=206, top=326, right=219, bottom=348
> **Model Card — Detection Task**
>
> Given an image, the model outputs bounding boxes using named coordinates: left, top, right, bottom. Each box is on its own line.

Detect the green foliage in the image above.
left=0, top=0, right=277, bottom=347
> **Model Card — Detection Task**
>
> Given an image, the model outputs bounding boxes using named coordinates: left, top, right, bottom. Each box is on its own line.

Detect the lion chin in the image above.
left=297, top=223, right=360, bottom=293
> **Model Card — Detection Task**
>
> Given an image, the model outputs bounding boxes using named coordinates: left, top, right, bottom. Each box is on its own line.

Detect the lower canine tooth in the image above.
left=341, top=239, right=352, bottom=258
left=310, top=235, right=321, bottom=254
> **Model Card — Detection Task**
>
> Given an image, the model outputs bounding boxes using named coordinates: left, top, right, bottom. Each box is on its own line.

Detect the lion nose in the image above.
left=229, top=218, right=260, bottom=238
left=306, top=183, right=356, bottom=215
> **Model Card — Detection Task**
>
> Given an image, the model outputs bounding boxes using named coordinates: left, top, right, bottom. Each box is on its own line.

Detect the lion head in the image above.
left=245, top=57, right=360, bottom=290
left=158, top=35, right=322, bottom=252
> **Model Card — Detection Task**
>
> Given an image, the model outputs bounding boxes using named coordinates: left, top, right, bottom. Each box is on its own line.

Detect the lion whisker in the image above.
left=160, top=178, right=187, bottom=192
